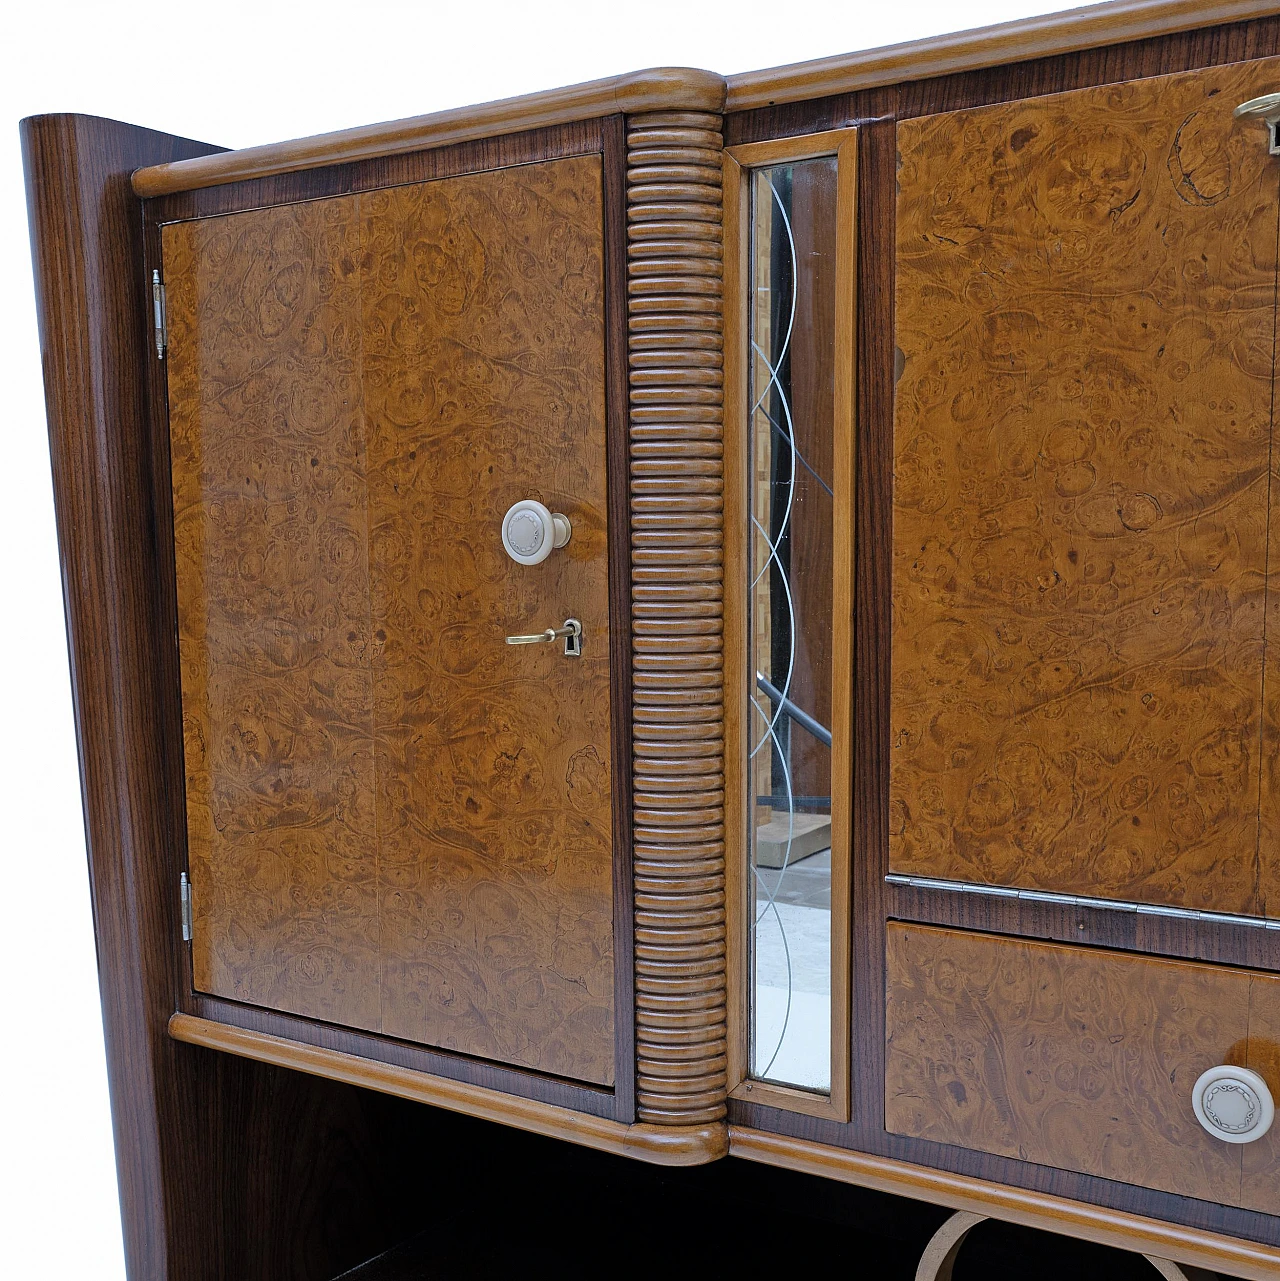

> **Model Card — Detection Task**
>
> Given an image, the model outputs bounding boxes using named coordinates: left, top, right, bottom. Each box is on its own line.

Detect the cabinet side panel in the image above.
left=24, top=112, right=425, bottom=1281
left=885, top=923, right=1247, bottom=1205
left=890, top=57, right=1280, bottom=913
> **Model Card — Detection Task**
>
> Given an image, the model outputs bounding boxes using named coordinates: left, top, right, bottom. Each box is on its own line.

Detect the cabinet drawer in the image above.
left=886, top=923, right=1280, bottom=1209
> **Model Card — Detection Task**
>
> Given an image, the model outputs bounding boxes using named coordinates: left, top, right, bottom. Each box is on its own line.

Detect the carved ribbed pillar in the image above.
left=626, top=110, right=727, bottom=1126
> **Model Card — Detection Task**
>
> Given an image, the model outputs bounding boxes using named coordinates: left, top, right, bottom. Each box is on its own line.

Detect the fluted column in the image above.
left=625, top=110, right=727, bottom=1126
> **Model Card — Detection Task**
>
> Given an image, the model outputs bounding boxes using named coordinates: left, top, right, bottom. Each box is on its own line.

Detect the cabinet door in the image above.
left=164, top=155, right=616, bottom=1084
left=890, top=58, right=1280, bottom=916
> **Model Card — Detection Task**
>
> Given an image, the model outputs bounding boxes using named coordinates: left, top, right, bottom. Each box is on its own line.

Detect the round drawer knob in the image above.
left=501, top=500, right=572, bottom=566
left=1191, top=1065, right=1275, bottom=1144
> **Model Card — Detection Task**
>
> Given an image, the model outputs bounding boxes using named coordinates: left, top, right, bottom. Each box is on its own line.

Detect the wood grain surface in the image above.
left=730, top=19, right=1280, bottom=1248
left=132, top=70, right=725, bottom=198
left=169, top=1013, right=727, bottom=1165
left=24, top=111, right=451, bottom=1281
left=1241, top=971, right=1280, bottom=1213
left=729, top=1124, right=1280, bottom=1281
left=166, top=197, right=384, bottom=1031
left=166, top=155, right=616, bottom=1084
left=361, top=162, right=615, bottom=1082
left=626, top=110, right=729, bottom=1125
left=890, top=58, right=1280, bottom=914
left=885, top=923, right=1280, bottom=1207
left=724, top=1, right=1280, bottom=111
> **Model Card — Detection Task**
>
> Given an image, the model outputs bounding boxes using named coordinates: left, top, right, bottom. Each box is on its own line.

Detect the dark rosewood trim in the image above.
left=132, top=69, right=726, bottom=198
left=724, top=0, right=1280, bottom=110
left=888, top=882, right=1280, bottom=973
left=22, top=111, right=220, bottom=1280
left=725, top=12, right=1280, bottom=147
left=185, top=993, right=617, bottom=1118
left=25, top=113, right=433, bottom=1281
left=146, top=119, right=607, bottom=223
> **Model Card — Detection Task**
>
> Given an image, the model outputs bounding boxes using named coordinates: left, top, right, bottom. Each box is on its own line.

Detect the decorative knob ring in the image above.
left=1191, top=1065, right=1274, bottom=1144
left=501, top=499, right=572, bottom=566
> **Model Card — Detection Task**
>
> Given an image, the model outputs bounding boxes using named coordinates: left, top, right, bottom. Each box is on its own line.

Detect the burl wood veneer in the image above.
left=890, top=56, right=1280, bottom=914
left=885, top=923, right=1280, bottom=1210
left=166, top=155, right=616, bottom=1084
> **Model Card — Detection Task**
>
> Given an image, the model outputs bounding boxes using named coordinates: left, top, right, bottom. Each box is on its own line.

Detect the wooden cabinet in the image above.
left=26, top=4, right=1280, bottom=1279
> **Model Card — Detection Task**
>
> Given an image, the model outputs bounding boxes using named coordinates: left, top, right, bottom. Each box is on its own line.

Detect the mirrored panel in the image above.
left=748, top=155, right=839, bottom=1092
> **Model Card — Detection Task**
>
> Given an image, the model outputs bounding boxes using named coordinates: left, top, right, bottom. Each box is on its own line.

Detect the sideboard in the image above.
left=23, top=1, right=1280, bottom=1276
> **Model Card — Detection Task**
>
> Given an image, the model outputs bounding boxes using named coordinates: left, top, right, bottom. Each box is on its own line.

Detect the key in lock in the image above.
left=505, top=617, right=582, bottom=657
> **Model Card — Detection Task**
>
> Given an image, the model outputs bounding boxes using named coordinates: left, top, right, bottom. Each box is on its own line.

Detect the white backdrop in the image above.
left=2, top=1, right=1078, bottom=1275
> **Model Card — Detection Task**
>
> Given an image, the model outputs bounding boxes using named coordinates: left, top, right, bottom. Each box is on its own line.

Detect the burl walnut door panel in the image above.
left=885, top=922, right=1280, bottom=1211
left=890, top=58, right=1280, bottom=914
left=164, top=155, right=616, bottom=1084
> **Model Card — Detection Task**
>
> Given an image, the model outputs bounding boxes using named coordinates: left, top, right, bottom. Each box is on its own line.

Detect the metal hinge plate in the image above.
left=180, top=871, right=193, bottom=941
left=152, top=268, right=167, bottom=359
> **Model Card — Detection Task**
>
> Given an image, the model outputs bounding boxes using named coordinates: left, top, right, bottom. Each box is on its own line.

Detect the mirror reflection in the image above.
left=748, top=155, right=838, bottom=1092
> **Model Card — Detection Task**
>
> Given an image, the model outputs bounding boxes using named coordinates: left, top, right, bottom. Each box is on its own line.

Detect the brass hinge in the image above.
left=180, top=871, right=193, bottom=941
left=152, top=268, right=167, bottom=359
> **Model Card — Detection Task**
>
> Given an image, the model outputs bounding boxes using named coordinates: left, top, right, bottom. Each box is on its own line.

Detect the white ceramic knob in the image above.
left=1191, top=1065, right=1274, bottom=1144
left=500, top=500, right=571, bottom=566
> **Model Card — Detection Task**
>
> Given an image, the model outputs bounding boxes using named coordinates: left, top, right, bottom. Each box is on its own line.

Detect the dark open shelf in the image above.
left=332, top=1105, right=1167, bottom=1281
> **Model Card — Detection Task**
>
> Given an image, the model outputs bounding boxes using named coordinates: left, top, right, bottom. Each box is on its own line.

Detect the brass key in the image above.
left=505, top=617, right=582, bottom=657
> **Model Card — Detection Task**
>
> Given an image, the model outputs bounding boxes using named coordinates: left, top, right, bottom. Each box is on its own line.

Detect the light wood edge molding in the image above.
left=131, top=67, right=726, bottom=198
left=132, top=2, right=1280, bottom=196
left=168, top=1014, right=727, bottom=1165
left=728, top=1127, right=1280, bottom=1281
left=722, top=146, right=749, bottom=1108
left=724, top=0, right=1280, bottom=111
left=722, top=128, right=856, bottom=1124
left=626, top=108, right=729, bottom=1127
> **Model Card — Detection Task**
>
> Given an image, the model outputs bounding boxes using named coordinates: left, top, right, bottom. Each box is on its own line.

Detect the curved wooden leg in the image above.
left=915, top=1210, right=988, bottom=1281
left=914, top=1212, right=1223, bottom=1281
left=1142, top=1258, right=1221, bottom=1281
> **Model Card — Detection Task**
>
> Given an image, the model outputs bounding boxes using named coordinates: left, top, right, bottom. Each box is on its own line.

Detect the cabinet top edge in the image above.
left=724, top=0, right=1280, bottom=112
left=130, top=66, right=726, bottom=199
left=130, top=0, right=1280, bottom=200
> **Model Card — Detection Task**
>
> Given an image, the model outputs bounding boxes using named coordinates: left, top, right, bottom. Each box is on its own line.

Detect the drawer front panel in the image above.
left=885, top=923, right=1280, bottom=1206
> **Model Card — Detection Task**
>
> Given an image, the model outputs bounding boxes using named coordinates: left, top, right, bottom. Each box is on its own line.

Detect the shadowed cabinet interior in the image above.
left=165, top=156, right=616, bottom=1084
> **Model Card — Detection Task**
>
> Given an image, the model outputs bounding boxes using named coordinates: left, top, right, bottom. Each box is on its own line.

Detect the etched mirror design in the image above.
left=748, top=155, right=838, bottom=1091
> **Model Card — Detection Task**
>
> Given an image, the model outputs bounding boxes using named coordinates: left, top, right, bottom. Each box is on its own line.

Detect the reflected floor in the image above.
left=753, top=846, right=831, bottom=1091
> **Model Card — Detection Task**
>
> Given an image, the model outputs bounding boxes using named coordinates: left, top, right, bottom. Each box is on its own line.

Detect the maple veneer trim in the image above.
left=729, top=1127, right=1280, bottom=1280
left=132, top=4, right=1280, bottom=198
left=169, top=1015, right=727, bottom=1164
left=725, top=0, right=1280, bottom=110
left=131, top=68, right=726, bottom=197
